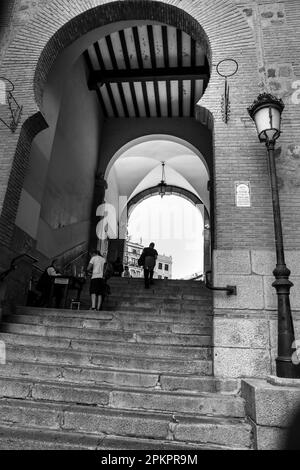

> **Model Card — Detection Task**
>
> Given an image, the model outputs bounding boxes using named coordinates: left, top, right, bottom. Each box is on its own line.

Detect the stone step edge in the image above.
left=0, top=332, right=212, bottom=353
left=4, top=343, right=213, bottom=373
left=14, top=312, right=214, bottom=323
left=0, top=360, right=225, bottom=387
left=0, top=374, right=242, bottom=402
left=11, top=312, right=213, bottom=325
left=1, top=322, right=212, bottom=342
left=17, top=307, right=213, bottom=316
left=0, top=397, right=249, bottom=426
left=2, top=317, right=212, bottom=334
left=0, top=424, right=246, bottom=450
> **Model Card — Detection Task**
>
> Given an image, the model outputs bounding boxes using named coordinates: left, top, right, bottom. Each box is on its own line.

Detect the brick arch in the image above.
left=103, top=132, right=211, bottom=181
left=125, top=185, right=208, bottom=219
left=34, top=0, right=212, bottom=112
left=1, top=0, right=252, bottom=118
left=0, top=112, right=48, bottom=248
left=0, top=0, right=257, bottom=250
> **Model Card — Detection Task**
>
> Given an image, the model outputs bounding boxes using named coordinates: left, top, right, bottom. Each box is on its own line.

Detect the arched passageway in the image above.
left=99, top=137, right=211, bottom=276
left=13, top=2, right=214, bottom=268
left=0, top=0, right=286, bottom=390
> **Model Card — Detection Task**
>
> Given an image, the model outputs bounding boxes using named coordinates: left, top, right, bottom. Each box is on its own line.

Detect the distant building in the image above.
left=154, top=253, right=173, bottom=280
left=123, top=239, right=172, bottom=279
left=123, top=239, right=144, bottom=278
left=181, top=272, right=204, bottom=281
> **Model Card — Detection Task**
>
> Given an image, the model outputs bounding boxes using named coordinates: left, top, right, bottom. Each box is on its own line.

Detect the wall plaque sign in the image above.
left=54, top=277, right=69, bottom=285
left=235, top=182, right=251, bottom=207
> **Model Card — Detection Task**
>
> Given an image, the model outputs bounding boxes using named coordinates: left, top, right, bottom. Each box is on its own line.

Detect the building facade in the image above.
left=123, top=239, right=172, bottom=279
left=155, top=254, right=172, bottom=280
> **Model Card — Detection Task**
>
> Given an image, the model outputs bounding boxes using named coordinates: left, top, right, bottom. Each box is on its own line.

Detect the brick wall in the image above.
left=0, top=0, right=299, bottom=286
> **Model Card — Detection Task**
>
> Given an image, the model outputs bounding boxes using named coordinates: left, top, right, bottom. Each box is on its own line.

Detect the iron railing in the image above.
left=0, top=253, right=38, bottom=283
left=205, top=270, right=237, bottom=295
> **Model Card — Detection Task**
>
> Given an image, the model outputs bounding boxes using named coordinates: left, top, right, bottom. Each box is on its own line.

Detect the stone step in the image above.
left=104, top=286, right=208, bottom=295
left=107, top=279, right=205, bottom=289
left=16, top=307, right=213, bottom=324
left=4, top=344, right=213, bottom=375
left=102, top=305, right=212, bottom=315
left=1, top=322, right=211, bottom=347
left=82, top=286, right=209, bottom=299
left=103, top=299, right=211, bottom=311
left=0, top=376, right=245, bottom=417
left=103, top=290, right=212, bottom=301
left=6, top=313, right=212, bottom=335
left=103, top=281, right=210, bottom=293
left=0, top=361, right=238, bottom=393
left=0, top=425, right=243, bottom=450
left=102, top=306, right=212, bottom=316
left=0, top=332, right=212, bottom=360
left=0, top=398, right=252, bottom=448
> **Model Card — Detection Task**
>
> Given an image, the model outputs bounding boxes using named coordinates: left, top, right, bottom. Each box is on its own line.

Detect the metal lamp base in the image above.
left=276, top=357, right=300, bottom=379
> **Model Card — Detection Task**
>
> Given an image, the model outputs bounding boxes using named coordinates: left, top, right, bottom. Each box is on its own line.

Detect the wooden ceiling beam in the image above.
left=88, top=65, right=210, bottom=89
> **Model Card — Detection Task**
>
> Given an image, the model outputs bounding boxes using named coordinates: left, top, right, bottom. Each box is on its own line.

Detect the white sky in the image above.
left=127, top=195, right=204, bottom=279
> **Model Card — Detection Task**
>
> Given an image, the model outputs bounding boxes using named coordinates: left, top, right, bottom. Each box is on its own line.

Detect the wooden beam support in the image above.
left=132, top=26, right=150, bottom=117
left=190, top=37, right=196, bottom=117
left=118, top=29, right=140, bottom=117
left=88, top=65, right=209, bottom=89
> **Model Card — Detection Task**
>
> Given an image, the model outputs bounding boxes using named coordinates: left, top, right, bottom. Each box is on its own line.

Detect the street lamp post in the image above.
left=248, top=93, right=300, bottom=378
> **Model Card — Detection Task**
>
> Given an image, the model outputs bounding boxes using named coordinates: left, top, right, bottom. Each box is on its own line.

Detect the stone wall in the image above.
left=1, top=2, right=300, bottom=249
left=213, top=248, right=300, bottom=378
left=242, top=377, right=300, bottom=449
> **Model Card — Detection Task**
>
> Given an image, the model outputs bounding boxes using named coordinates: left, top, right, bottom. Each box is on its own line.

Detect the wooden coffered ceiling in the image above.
left=84, top=24, right=210, bottom=118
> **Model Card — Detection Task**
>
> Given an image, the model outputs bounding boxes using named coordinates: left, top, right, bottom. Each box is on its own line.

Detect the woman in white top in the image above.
left=87, top=250, right=106, bottom=310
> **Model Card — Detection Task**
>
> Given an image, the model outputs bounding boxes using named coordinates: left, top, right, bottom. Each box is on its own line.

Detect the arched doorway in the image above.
left=0, top=0, right=277, bottom=384
left=98, top=137, right=211, bottom=277
left=17, top=5, right=214, bottom=270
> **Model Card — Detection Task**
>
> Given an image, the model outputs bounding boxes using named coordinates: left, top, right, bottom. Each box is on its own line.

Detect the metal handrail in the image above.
left=0, top=253, right=38, bottom=283
left=205, top=270, right=237, bottom=295
left=63, top=250, right=89, bottom=270
left=29, top=250, right=89, bottom=282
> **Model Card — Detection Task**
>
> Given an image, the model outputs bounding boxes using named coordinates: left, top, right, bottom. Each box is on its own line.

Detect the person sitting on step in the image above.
left=122, top=266, right=131, bottom=278
left=36, top=259, right=63, bottom=308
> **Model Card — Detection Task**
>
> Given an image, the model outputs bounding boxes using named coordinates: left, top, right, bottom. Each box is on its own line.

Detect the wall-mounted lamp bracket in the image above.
left=216, top=59, right=238, bottom=124
left=0, top=77, right=23, bottom=133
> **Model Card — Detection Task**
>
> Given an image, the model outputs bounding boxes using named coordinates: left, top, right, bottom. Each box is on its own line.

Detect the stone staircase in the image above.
left=0, top=278, right=253, bottom=449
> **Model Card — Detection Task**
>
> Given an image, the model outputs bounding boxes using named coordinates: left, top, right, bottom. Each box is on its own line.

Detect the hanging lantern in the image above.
left=158, top=162, right=167, bottom=198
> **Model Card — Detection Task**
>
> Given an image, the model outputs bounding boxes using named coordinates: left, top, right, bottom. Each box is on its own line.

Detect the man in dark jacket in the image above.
left=142, top=242, right=158, bottom=289
left=36, top=259, right=62, bottom=307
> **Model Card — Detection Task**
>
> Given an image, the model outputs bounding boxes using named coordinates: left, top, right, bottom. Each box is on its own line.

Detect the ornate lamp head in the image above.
left=248, top=93, right=284, bottom=143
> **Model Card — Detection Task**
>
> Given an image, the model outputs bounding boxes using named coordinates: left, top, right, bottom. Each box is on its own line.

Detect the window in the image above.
left=132, top=249, right=137, bottom=254
left=158, top=263, right=163, bottom=270
left=158, top=275, right=162, bottom=279
left=165, top=264, right=169, bottom=271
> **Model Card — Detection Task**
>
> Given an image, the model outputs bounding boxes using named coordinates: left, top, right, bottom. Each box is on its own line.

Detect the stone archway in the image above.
left=127, top=185, right=205, bottom=216
left=101, top=131, right=211, bottom=270
left=0, top=0, right=254, bottom=252
left=126, top=185, right=211, bottom=274
left=0, top=0, right=278, bottom=382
